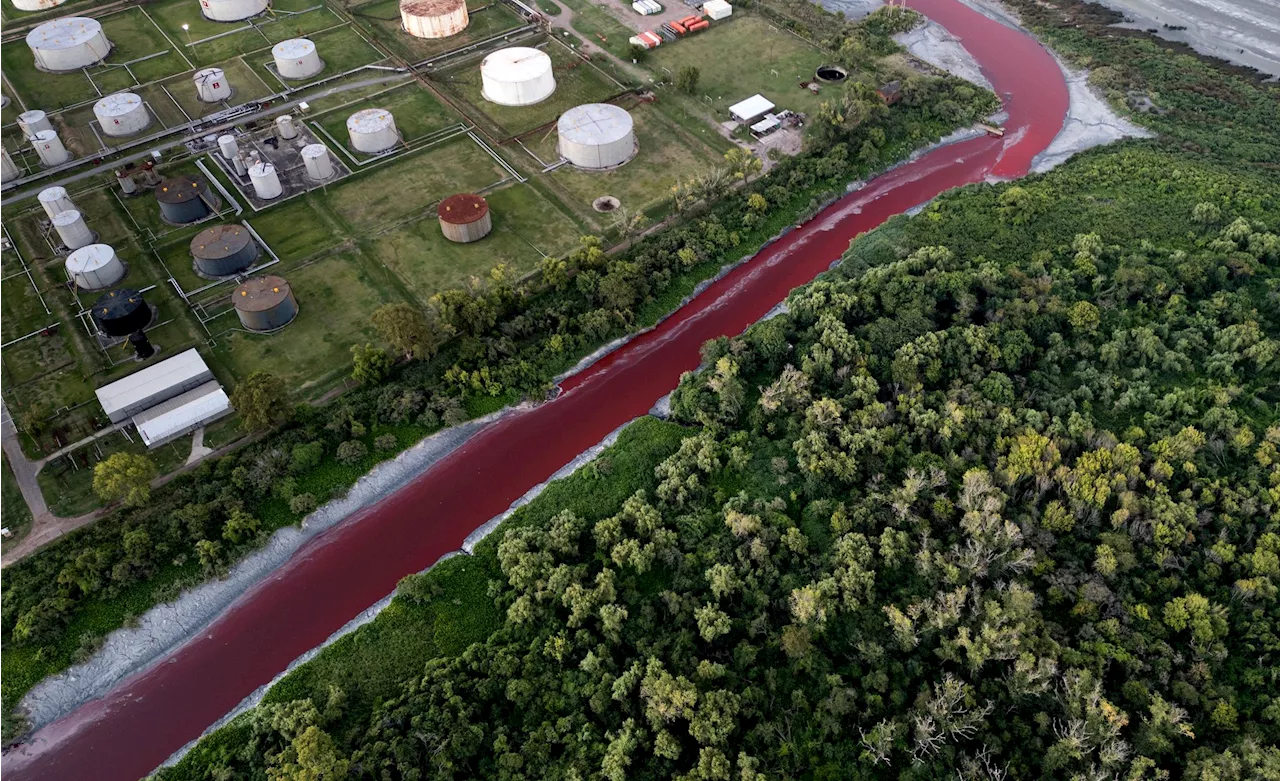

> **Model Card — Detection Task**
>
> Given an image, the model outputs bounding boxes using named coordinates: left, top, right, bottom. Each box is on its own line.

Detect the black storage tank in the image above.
left=190, top=224, right=259, bottom=278
left=92, top=288, right=151, bottom=336
left=155, top=175, right=216, bottom=224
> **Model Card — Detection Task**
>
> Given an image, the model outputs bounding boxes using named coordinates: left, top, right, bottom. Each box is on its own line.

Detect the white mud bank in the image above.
left=894, top=20, right=993, bottom=90
left=1032, top=56, right=1152, bottom=172
left=1095, top=0, right=1280, bottom=78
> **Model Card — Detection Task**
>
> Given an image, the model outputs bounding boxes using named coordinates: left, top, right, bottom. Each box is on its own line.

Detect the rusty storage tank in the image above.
left=155, top=175, right=214, bottom=224
left=91, top=288, right=150, bottom=336
left=401, top=0, right=468, bottom=39
left=437, top=193, right=491, bottom=243
left=191, top=224, right=259, bottom=277
left=234, top=275, right=297, bottom=331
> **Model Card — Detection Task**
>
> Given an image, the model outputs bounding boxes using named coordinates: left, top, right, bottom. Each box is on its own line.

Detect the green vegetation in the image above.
left=1, top=455, right=35, bottom=554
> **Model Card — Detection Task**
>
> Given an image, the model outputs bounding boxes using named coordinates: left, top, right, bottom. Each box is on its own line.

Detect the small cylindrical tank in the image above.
left=67, top=243, right=126, bottom=289
left=437, top=193, right=492, bottom=243
left=346, top=108, right=398, bottom=154
left=301, top=143, right=333, bottom=181
left=194, top=67, right=233, bottom=103
left=272, top=39, right=322, bottom=80
left=94, top=93, right=150, bottom=137
left=52, top=209, right=94, bottom=250
left=117, top=169, right=139, bottom=195
left=18, top=109, right=53, bottom=138
left=1, top=149, right=19, bottom=183
left=26, top=17, right=110, bottom=72
left=218, top=134, right=239, bottom=161
left=190, top=224, right=260, bottom=277
left=33, top=130, right=71, bottom=167
left=91, top=288, right=150, bottom=336
left=234, top=275, right=298, bottom=331
left=38, top=186, right=76, bottom=218
left=248, top=161, right=282, bottom=200
left=200, top=0, right=270, bottom=22
left=275, top=114, right=298, bottom=140
left=155, top=175, right=215, bottom=224
left=401, top=0, right=469, bottom=39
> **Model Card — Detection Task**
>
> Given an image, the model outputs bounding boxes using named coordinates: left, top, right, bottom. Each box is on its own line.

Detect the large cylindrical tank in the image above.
left=248, top=161, right=282, bottom=200
left=194, top=67, right=233, bottom=103
left=275, top=114, right=298, bottom=140
left=32, top=129, right=71, bottom=167
left=218, top=134, right=239, bottom=161
left=481, top=47, right=556, bottom=106
left=17, top=110, right=53, bottom=138
left=199, top=0, right=269, bottom=22
left=272, top=39, right=322, bottom=80
left=191, top=224, right=259, bottom=277
left=234, top=275, right=298, bottom=331
left=12, top=0, right=71, bottom=11
left=558, top=103, right=637, bottom=170
left=437, top=193, right=492, bottom=243
left=52, top=209, right=94, bottom=250
left=67, top=243, right=126, bottom=289
left=155, top=175, right=214, bottom=224
left=95, top=93, right=150, bottom=137
left=301, top=143, right=333, bottom=181
left=401, top=0, right=469, bottom=39
left=346, top=108, right=398, bottom=154
left=1, top=149, right=19, bottom=183
left=91, top=288, right=150, bottom=337
left=26, top=17, right=110, bottom=72
left=38, top=185, right=76, bottom=218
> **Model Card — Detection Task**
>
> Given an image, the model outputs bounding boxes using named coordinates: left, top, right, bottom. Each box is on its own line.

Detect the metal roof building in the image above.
left=94, top=348, right=215, bottom=423
left=133, top=381, right=232, bottom=447
left=729, top=94, right=775, bottom=123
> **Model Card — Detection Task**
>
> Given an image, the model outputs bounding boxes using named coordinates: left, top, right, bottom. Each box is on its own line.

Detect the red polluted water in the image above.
left=1, top=2, right=1067, bottom=779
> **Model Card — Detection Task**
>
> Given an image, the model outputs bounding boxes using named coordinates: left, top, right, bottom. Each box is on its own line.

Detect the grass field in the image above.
left=1, top=455, right=34, bottom=556
left=436, top=41, right=622, bottom=138
left=158, top=57, right=276, bottom=120
left=251, top=25, right=385, bottom=90
left=314, top=82, right=461, bottom=159
left=348, top=0, right=528, bottom=64
left=37, top=430, right=192, bottom=517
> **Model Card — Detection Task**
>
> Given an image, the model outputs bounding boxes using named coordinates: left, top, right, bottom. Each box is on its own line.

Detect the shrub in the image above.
left=290, top=493, right=318, bottom=515
left=337, top=440, right=368, bottom=465
left=375, top=434, right=399, bottom=452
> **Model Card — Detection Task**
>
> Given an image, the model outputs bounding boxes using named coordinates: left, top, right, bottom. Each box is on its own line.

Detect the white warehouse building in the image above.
left=94, top=349, right=231, bottom=448
left=481, top=47, right=556, bottom=107
left=558, top=103, right=637, bottom=170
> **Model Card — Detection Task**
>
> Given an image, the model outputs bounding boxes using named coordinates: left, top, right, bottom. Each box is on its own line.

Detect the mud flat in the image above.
left=1096, top=0, right=1280, bottom=78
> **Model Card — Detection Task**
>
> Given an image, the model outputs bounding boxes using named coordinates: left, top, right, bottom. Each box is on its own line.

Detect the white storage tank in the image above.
left=558, top=103, right=637, bottom=170
left=12, top=0, right=71, bottom=10
left=200, top=0, right=270, bottom=22
left=26, top=17, right=111, bottom=72
left=38, top=186, right=76, bottom=218
left=401, top=0, right=469, bottom=39
left=481, top=47, right=556, bottom=107
left=18, top=110, right=53, bottom=138
left=52, top=209, right=94, bottom=250
left=272, top=39, right=322, bottom=80
left=301, top=143, right=333, bottom=181
left=194, top=67, right=233, bottom=103
left=95, top=93, right=150, bottom=137
left=346, top=108, right=398, bottom=154
left=249, top=161, right=283, bottom=200
left=275, top=115, right=298, bottom=140
left=66, top=244, right=126, bottom=290
left=1, top=149, right=19, bottom=184
left=32, top=129, right=71, bottom=167
left=218, top=134, right=239, bottom=161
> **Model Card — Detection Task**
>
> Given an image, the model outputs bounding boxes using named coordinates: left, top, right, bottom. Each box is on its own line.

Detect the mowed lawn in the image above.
left=369, top=182, right=581, bottom=302
left=644, top=15, right=830, bottom=117
left=316, top=83, right=461, bottom=159
left=348, top=0, right=527, bottom=63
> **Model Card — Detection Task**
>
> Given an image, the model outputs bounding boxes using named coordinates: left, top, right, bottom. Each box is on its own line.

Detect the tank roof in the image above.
left=401, top=0, right=466, bottom=15
left=18, top=109, right=47, bottom=122
left=67, top=244, right=116, bottom=272
left=234, top=276, right=291, bottom=312
left=191, top=225, right=253, bottom=259
left=155, top=175, right=208, bottom=204
left=95, top=93, right=143, bottom=117
left=33, top=129, right=59, bottom=142
left=51, top=209, right=84, bottom=227
left=93, top=288, right=145, bottom=319
left=558, top=103, right=634, bottom=146
left=481, top=47, right=552, bottom=82
left=301, top=143, right=328, bottom=159
left=347, top=108, right=394, bottom=133
left=26, top=17, right=103, bottom=50
left=273, top=38, right=316, bottom=58
left=195, top=67, right=225, bottom=80
left=437, top=193, right=490, bottom=225
left=38, top=186, right=69, bottom=201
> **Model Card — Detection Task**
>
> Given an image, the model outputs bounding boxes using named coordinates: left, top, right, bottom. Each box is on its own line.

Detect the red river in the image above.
left=2, top=1, right=1068, bottom=778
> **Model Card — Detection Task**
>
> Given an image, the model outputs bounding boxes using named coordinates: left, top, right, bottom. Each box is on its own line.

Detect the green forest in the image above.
left=156, top=0, right=1280, bottom=776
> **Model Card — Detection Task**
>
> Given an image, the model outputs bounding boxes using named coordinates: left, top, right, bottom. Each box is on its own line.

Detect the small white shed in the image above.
left=703, top=0, right=732, bottom=19
left=729, top=94, right=775, bottom=124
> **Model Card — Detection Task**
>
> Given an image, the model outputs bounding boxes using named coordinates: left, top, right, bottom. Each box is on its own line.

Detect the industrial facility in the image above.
left=249, top=161, right=283, bottom=200
left=1, top=149, right=19, bottom=183
left=93, top=349, right=232, bottom=448
left=273, top=38, right=323, bottom=80
left=90, top=288, right=154, bottom=359
left=66, top=244, right=127, bottom=290
left=481, top=47, right=557, bottom=107
left=26, top=17, right=110, bottom=72
left=12, top=0, right=69, bottom=10
left=400, top=0, right=469, bottom=40
left=301, top=143, right=334, bottom=181
left=191, top=224, right=260, bottom=278
left=438, top=193, right=492, bottom=243
left=52, top=210, right=94, bottom=250
left=38, top=185, right=76, bottom=218
left=558, top=103, right=637, bottom=170
left=194, top=67, right=233, bottom=103
left=200, top=0, right=270, bottom=22
left=233, top=275, right=298, bottom=331
left=32, top=129, right=71, bottom=167
left=94, top=93, right=150, bottom=138
left=18, top=110, right=52, bottom=138
left=347, top=108, right=399, bottom=154
left=155, top=174, right=219, bottom=224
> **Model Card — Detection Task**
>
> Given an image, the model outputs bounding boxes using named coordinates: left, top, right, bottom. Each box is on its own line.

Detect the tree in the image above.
left=676, top=65, right=701, bottom=95
left=723, top=148, right=762, bottom=183
left=93, top=451, right=156, bottom=507
left=628, top=43, right=647, bottom=62
left=230, top=371, right=291, bottom=432
left=351, top=343, right=393, bottom=385
left=371, top=303, right=437, bottom=360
